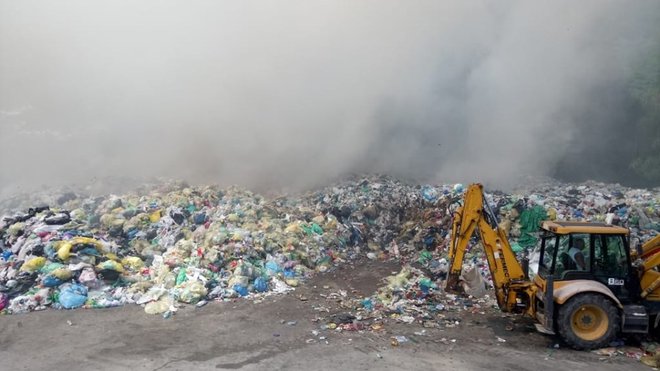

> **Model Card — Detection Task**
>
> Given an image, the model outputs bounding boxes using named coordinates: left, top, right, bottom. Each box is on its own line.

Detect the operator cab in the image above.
left=537, top=221, right=639, bottom=303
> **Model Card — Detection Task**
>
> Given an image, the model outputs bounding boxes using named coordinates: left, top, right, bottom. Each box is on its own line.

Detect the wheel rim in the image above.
left=570, top=304, right=609, bottom=341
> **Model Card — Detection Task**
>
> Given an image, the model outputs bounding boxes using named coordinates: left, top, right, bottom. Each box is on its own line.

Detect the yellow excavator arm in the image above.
left=636, top=234, right=660, bottom=300
left=640, top=234, right=660, bottom=260
left=446, top=183, right=536, bottom=316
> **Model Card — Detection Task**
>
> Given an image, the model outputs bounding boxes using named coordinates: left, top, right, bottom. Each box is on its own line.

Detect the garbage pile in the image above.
left=0, top=175, right=658, bottom=316
left=390, top=178, right=660, bottom=294
left=510, top=177, right=660, bottom=245
left=353, top=265, right=493, bottom=329
left=0, top=176, right=426, bottom=315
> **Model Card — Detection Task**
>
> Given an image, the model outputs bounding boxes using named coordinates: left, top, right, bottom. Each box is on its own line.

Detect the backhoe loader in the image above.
left=446, top=183, right=660, bottom=349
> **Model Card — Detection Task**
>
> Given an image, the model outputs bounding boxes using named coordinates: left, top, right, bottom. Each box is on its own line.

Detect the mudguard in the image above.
left=554, top=280, right=622, bottom=308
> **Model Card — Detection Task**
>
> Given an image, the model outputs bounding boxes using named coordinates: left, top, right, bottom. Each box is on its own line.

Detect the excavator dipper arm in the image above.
left=446, top=184, right=536, bottom=315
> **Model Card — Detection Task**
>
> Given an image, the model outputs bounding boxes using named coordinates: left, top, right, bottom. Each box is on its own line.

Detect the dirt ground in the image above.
left=0, top=259, right=646, bottom=370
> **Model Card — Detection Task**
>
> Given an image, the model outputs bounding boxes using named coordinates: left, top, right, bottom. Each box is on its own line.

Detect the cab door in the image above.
left=591, top=234, right=636, bottom=302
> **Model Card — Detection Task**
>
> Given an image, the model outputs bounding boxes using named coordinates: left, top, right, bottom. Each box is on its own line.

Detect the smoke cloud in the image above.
left=1, top=1, right=658, bottom=194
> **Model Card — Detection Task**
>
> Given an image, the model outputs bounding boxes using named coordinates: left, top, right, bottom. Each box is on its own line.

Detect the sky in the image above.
left=1, top=1, right=658, bottom=194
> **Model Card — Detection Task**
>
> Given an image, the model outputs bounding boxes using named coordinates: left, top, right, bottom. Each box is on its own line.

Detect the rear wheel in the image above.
left=557, top=293, right=619, bottom=350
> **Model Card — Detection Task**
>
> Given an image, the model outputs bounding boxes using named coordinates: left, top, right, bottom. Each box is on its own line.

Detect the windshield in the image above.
left=539, top=233, right=558, bottom=277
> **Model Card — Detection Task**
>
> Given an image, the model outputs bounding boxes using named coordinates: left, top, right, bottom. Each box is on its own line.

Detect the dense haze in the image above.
left=1, top=1, right=659, bottom=195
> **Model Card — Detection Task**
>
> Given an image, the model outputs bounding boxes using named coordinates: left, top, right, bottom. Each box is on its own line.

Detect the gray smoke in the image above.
left=1, top=1, right=658, bottom=195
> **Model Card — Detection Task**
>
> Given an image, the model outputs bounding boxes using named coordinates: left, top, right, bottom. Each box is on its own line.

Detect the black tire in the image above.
left=557, top=293, right=619, bottom=350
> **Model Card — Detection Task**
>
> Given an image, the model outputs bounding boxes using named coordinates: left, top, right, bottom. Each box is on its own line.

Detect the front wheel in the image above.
left=557, top=293, right=619, bottom=350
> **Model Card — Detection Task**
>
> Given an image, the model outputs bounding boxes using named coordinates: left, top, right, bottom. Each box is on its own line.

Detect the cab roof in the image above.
left=541, top=221, right=629, bottom=235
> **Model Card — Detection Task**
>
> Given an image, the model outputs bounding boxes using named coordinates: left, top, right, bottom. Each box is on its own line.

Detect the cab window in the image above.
left=539, top=234, right=557, bottom=277
left=593, top=234, right=628, bottom=277
left=554, top=234, right=590, bottom=278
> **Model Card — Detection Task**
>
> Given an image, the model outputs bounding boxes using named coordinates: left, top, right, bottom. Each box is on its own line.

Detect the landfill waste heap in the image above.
left=0, top=175, right=658, bottom=318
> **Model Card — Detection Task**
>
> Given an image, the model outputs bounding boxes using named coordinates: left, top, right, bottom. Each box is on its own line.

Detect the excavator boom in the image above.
left=640, top=234, right=660, bottom=260
left=446, top=184, right=536, bottom=315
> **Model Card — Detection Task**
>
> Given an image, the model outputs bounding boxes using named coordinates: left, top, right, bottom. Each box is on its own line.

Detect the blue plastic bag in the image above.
left=1, top=250, right=12, bottom=261
left=193, top=212, right=207, bottom=225
left=283, top=268, right=295, bottom=278
left=265, top=261, right=281, bottom=276
left=58, top=283, right=88, bottom=309
left=42, top=275, right=63, bottom=287
left=233, top=284, right=248, bottom=297
left=253, top=277, right=268, bottom=293
left=421, top=185, right=439, bottom=203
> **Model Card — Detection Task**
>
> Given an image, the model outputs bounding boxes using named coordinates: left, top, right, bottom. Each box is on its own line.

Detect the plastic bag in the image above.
left=20, top=257, right=46, bottom=272
left=233, top=284, right=248, bottom=296
left=461, top=266, right=487, bottom=298
left=0, top=292, right=8, bottom=311
left=149, top=210, right=162, bottom=223
left=265, top=260, right=281, bottom=276
left=52, top=268, right=73, bottom=280
left=253, top=277, right=268, bottom=292
left=175, top=268, right=187, bottom=285
left=40, top=262, right=65, bottom=274
left=284, top=222, right=303, bottom=235
left=58, top=283, right=88, bottom=309
left=421, top=185, right=439, bottom=203
left=57, top=242, right=73, bottom=261
left=178, top=281, right=207, bottom=303
left=56, top=237, right=106, bottom=261
left=136, top=286, right=168, bottom=305
left=78, top=267, right=100, bottom=288
left=227, top=275, right=249, bottom=288
left=144, top=298, right=171, bottom=314
left=96, top=260, right=124, bottom=273
left=121, top=256, right=144, bottom=271
left=42, top=275, right=63, bottom=287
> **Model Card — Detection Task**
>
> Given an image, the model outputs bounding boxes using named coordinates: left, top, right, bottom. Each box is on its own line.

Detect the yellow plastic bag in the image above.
left=57, top=237, right=106, bottom=261
left=121, top=256, right=144, bottom=270
left=285, top=278, right=299, bottom=287
left=96, top=260, right=125, bottom=273
left=57, top=242, right=72, bottom=260
left=104, top=252, right=119, bottom=261
left=8, top=222, right=25, bottom=236
left=178, top=281, right=208, bottom=303
left=51, top=268, right=73, bottom=280
left=144, top=298, right=171, bottom=314
left=149, top=210, right=162, bottom=223
left=21, top=257, right=46, bottom=272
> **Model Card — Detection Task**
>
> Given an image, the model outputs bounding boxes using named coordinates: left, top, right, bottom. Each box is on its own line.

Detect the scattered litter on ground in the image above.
left=391, top=335, right=409, bottom=346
